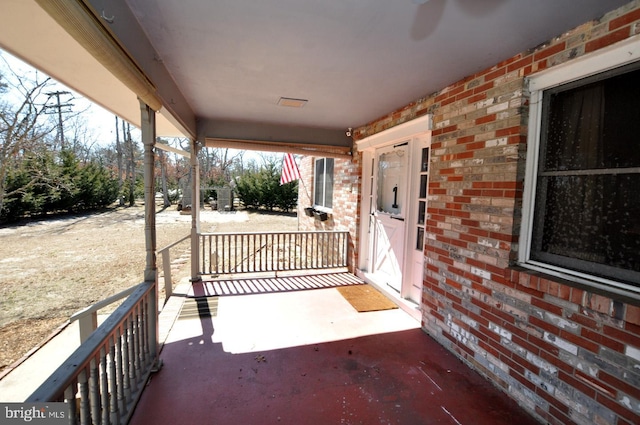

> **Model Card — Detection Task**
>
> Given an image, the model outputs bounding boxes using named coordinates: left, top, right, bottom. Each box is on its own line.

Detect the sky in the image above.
left=0, top=49, right=124, bottom=147
left=0, top=49, right=291, bottom=173
left=0, top=48, right=268, bottom=162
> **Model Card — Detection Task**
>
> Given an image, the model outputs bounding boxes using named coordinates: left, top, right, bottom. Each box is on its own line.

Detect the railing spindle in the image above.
left=285, top=233, right=290, bottom=270
left=78, top=368, right=91, bottom=425
left=121, top=321, right=132, bottom=405
left=141, top=301, right=148, bottom=368
left=258, top=234, right=263, bottom=271
left=130, top=312, right=140, bottom=395
left=202, top=235, right=206, bottom=274
left=330, top=232, right=334, bottom=267
left=312, top=233, right=316, bottom=268
left=297, top=233, right=302, bottom=269
left=234, top=234, right=239, bottom=273
left=64, top=383, right=78, bottom=425
left=139, top=303, right=147, bottom=371
left=115, top=328, right=125, bottom=417
left=227, top=234, right=231, bottom=273
left=212, top=235, right=216, bottom=274
left=253, top=234, right=256, bottom=272
left=219, top=235, right=224, bottom=274
left=89, top=357, right=101, bottom=425
left=238, top=234, right=243, bottom=273
left=108, top=336, right=119, bottom=425
left=264, top=234, right=269, bottom=271
left=312, top=233, right=317, bottom=269
left=271, top=233, right=276, bottom=272
left=304, top=233, right=309, bottom=269
left=134, top=307, right=142, bottom=384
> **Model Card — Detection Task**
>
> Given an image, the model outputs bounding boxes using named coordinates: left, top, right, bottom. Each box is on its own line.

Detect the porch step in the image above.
left=178, top=298, right=219, bottom=320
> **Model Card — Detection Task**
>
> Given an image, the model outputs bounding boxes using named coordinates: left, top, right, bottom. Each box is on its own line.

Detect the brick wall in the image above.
left=297, top=154, right=362, bottom=272
left=354, top=2, right=640, bottom=424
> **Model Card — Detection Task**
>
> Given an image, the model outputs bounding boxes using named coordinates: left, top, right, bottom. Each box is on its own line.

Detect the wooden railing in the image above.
left=157, top=234, right=190, bottom=301
left=28, top=282, right=158, bottom=425
left=199, top=231, right=349, bottom=275
left=70, top=286, right=138, bottom=344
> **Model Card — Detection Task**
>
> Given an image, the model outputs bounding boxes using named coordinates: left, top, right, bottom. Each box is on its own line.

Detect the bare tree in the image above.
left=0, top=58, right=55, bottom=213
left=200, top=147, right=244, bottom=183
left=64, top=112, right=98, bottom=163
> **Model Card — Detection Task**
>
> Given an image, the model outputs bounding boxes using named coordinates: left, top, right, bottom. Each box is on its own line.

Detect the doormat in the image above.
left=337, top=285, right=398, bottom=312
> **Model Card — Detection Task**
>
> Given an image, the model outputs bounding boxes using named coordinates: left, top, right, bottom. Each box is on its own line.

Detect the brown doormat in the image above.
left=337, top=284, right=398, bottom=312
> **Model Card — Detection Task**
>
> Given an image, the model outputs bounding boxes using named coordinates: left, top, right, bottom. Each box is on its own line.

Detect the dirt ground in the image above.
left=0, top=203, right=298, bottom=372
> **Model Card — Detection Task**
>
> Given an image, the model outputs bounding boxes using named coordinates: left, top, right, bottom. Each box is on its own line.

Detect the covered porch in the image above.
left=3, top=1, right=638, bottom=424
left=132, top=276, right=539, bottom=425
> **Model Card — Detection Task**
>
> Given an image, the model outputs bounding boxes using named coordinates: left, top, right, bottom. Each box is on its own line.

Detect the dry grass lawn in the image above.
left=0, top=203, right=298, bottom=372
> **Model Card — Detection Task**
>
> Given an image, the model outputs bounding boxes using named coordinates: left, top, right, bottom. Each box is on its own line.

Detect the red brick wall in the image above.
left=297, top=153, right=362, bottom=272
left=354, top=2, right=640, bottom=425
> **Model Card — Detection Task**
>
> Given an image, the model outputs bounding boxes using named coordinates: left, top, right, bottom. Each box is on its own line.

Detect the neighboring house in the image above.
left=298, top=3, right=640, bottom=424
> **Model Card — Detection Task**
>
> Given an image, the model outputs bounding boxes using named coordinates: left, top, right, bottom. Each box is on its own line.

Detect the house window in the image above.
left=522, top=58, right=640, bottom=292
left=314, top=158, right=334, bottom=209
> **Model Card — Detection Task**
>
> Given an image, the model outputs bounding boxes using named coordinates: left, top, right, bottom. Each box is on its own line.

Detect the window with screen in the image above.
left=314, top=158, right=334, bottom=209
left=525, top=62, right=640, bottom=288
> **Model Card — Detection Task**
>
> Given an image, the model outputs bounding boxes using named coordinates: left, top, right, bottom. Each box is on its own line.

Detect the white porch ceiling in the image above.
left=0, top=0, right=632, bottom=149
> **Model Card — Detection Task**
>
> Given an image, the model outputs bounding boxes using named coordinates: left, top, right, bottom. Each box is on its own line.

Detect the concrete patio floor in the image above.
left=130, top=275, right=540, bottom=425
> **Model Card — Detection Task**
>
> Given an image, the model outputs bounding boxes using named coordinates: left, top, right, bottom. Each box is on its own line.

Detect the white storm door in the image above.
left=371, top=143, right=409, bottom=292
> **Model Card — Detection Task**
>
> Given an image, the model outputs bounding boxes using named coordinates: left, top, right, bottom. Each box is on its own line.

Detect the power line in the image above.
left=44, top=91, right=74, bottom=148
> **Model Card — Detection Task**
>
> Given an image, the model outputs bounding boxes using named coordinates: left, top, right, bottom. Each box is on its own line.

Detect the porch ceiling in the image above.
left=0, top=0, right=630, bottom=150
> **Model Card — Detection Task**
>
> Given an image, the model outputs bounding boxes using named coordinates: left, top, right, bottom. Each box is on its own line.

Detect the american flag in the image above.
left=280, top=153, right=301, bottom=185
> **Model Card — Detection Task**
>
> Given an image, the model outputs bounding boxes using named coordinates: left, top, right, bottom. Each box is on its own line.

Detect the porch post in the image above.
left=190, top=139, right=201, bottom=281
left=140, top=100, right=157, bottom=283
left=140, top=100, right=159, bottom=361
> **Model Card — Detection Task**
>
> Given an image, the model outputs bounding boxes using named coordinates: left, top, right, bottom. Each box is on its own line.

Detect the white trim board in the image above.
left=356, top=115, right=432, bottom=151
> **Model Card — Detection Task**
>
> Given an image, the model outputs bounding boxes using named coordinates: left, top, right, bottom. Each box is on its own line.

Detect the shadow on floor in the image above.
left=191, top=271, right=365, bottom=297
left=130, top=290, right=540, bottom=425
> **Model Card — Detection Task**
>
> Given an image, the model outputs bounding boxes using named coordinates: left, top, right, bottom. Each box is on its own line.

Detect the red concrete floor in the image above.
left=130, top=290, right=540, bottom=425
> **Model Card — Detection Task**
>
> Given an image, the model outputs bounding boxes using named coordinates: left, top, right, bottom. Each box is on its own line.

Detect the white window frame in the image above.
left=520, top=35, right=640, bottom=299
left=313, top=157, right=334, bottom=211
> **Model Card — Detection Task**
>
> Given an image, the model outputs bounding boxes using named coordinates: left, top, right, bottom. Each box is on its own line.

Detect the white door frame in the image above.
left=405, top=134, right=430, bottom=302
left=371, top=142, right=410, bottom=293
left=355, top=115, right=432, bottom=318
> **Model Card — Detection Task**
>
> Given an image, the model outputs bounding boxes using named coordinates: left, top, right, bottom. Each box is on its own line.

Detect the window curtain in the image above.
left=535, top=84, right=606, bottom=263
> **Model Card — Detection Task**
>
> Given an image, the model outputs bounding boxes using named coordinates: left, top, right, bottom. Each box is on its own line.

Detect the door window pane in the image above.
left=377, top=146, right=407, bottom=215
left=416, top=227, right=425, bottom=251
left=419, top=175, right=427, bottom=199
left=417, top=201, right=426, bottom=225
left=421, top=148, right=429, bottom=172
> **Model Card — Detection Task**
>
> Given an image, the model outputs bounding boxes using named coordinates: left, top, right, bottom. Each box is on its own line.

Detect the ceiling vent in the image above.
left=277, top=97, right=308, bottom=108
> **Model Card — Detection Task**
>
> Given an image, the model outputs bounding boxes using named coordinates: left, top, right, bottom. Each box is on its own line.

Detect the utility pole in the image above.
left=115, top=115, right=124, bottom=206
left=123, top=119, right=135, bottom=206
left=44, top=91, right=73, bottom=149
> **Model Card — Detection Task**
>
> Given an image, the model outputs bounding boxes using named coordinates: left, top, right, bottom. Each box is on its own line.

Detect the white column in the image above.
left=140, top=99, right=158, bottom=361
left=140, top=101, right=157, bottom=283
left=190, top=139, right=201, bottom=281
